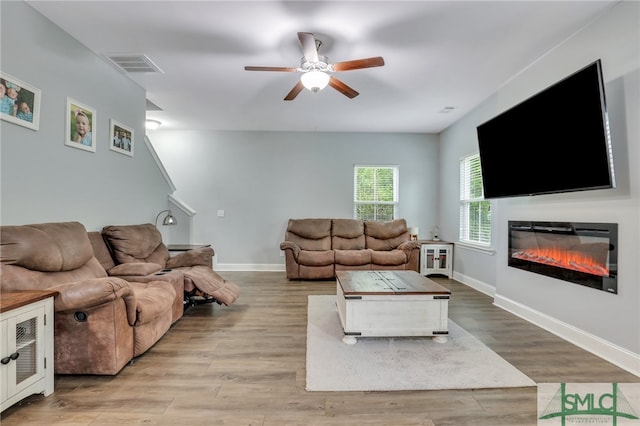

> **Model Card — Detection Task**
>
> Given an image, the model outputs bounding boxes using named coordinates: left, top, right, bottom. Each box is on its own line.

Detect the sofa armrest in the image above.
left=397, top=240, right=422, bottom=258
left=166, top=247, right=214, bottom=269
left=397, top=240, right=422, bottom=251
left=108, top=262, right=163, bottom=276
left=50, top=277, right=137, bottom=325
left=280, top=241, right=300, bottom=259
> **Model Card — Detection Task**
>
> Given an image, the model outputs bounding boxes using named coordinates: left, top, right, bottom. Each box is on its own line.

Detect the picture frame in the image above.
left=65, top=97, right=96, bottom=153
left=0, top=71, right=41, bottom=131
left=109, top=119, right=134, bottom=157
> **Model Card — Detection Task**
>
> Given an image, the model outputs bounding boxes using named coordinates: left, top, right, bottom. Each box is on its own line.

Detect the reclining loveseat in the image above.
left=280, top=218, right=421, bottom=280
left=0, top=222, right=182, bottom=375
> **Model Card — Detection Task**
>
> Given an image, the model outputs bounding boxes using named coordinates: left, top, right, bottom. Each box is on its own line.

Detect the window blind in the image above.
left=354, top=165, right=398, bottom=220
left=459, top=154, right=491, bottom=245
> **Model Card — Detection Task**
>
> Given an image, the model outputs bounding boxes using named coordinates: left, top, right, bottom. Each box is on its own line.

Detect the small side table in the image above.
left=1, top=290, right=57, bottom=412
left=418, top=240, right=453, bottom=278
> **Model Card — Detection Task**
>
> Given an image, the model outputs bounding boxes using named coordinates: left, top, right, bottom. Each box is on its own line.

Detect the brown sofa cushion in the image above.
left=365, top=219, right=409, bottom=251
left=108, top=262, right=163, bottom=276
left=332, top=219, right=365, bottom=250
left=102, top=224, right=169, bottom=267
left=285, top=219, right=332, bottom=251
left=335, top=249, right=371, bottom=266
left=370, top=249, right=408, bottom=266
left=130, top=281, right=176, bottom=325
left=298, top=249, right=334, bottom=266
left=1, top=222, right=94, bottom=272
left=88, top=231, right=116, bottom=271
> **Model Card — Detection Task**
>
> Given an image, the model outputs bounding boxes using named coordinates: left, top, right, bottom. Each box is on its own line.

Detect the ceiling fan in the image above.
left=244, top=32, right=385, bottom=101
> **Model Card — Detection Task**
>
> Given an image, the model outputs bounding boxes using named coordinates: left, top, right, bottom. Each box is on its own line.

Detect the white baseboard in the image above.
left=494, top=293, right=640, bottom=378
left=453, top=271, right=495, bottom=297
left=215, top=263, right=285, bottom=272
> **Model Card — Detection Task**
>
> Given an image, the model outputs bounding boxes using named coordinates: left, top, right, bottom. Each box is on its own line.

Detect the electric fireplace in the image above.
left=508, top=221, right=618, bottom=294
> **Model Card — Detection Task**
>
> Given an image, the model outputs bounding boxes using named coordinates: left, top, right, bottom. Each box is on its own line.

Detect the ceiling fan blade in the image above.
left=244, top=66, right=298, bottom=72
left=284, top=81, right=305, bottom=101
left=298, top=32, right=319, bottom=63
left=332, top=56, right=385, bottom=72
left=328, top=76, right=359, bottom=99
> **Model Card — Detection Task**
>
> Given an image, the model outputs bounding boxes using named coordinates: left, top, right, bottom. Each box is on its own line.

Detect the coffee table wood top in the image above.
left=336, top=270, right=451, bottom=296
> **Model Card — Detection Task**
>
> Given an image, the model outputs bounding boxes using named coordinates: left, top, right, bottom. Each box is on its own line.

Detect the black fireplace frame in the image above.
left=508, top=221, right=618, bottom=294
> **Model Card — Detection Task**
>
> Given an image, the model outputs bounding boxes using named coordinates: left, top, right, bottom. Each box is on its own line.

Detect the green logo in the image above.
left=539, top=383, right=639, bottom=425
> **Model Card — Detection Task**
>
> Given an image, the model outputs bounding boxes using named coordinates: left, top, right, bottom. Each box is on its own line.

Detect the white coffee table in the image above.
left=336, top=270, right=451, bottom=344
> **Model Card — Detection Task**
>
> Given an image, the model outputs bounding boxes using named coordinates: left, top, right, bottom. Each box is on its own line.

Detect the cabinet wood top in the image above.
left=336, top=270, right=451, bottom=296
left=0, top=290, right=58, bottom=313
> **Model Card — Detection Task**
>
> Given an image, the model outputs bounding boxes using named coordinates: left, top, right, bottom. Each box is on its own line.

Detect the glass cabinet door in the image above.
left=15, top=315, right=39, bottom=386
left=437, top=248, right=448, bottom=269
left=424, top=248, right=435, bottom=269
left=3, top=306, right=46, bottom=400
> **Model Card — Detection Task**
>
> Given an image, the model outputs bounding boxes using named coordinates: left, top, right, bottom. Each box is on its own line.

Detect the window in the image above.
left=459, top=154, right=491, bottom=246
left=354, top=165, right=398, bottom=220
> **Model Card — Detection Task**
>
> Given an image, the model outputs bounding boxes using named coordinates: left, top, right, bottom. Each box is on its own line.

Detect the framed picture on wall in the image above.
left=109, top=119, right=134, bottom=157
left=65, top=97, right=96, bottom=152
left=0, top=71, right=41, bottom=131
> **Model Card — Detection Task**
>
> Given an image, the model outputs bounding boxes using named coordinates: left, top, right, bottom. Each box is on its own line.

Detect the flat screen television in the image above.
left=476, top=59, right=615, bottom=199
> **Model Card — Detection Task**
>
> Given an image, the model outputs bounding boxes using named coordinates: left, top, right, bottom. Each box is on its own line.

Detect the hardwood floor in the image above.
left=1, top=272, right=637, bottom=425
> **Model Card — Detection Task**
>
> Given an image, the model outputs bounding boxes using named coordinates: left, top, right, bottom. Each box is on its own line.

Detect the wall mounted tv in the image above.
left=476, top=59, right=615, bottom=199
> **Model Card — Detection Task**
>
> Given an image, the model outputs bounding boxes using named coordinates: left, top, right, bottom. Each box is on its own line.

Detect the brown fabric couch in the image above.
left=280, top=218, right=421, bottom=280
left=0, top=222, right=181, bottom=375
left=100, top=223, right=240, bottom=306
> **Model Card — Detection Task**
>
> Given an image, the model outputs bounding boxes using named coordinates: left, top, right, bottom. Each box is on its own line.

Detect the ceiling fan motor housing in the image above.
left=300, top=55, right=331, bottom=72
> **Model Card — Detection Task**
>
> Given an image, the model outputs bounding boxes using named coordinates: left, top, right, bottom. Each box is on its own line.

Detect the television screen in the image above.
left=476, top=59, right=615, bottom=199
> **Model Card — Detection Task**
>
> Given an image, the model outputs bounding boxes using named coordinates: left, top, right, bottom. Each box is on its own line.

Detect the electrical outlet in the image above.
left=217, top=210, right=225, bottom=217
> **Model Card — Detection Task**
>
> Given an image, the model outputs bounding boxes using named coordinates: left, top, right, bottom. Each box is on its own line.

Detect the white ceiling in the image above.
left=26, top=1, right=617, bottom=133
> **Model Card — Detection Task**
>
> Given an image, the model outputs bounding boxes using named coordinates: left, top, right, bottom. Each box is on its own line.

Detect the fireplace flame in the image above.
left=512, top=247, right=609, bottom=277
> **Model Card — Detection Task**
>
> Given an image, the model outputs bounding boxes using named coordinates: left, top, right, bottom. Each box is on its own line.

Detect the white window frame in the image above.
left=353, top=165, right=399, bottom=221
left=459, top=153, right=492, bottom=247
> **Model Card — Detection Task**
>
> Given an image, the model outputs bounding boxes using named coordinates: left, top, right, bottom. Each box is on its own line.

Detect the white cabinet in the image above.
left=1, top=291, right=56, bottom=412
left=420, top=242, right=453, bottom=278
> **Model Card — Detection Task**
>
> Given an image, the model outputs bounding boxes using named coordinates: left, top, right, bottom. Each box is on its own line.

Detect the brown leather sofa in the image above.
left=99, top=223, right=240, bottom=307
left=0, top=222, right=182, bottom=375
left=280, top=218, right=421, bottom=280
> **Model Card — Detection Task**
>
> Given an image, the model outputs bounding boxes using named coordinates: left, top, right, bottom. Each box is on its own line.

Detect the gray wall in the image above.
left=0, top=2, right=173, bottom=231
left=440, top=1, right=639, bottom=359
left=149, top=130, right=439, bottom=268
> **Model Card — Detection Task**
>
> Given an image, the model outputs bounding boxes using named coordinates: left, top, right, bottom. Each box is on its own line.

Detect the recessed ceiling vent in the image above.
left=104, top=53, right=164, bottom=73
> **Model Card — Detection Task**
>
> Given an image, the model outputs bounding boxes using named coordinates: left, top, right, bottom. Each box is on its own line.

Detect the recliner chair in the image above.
left=100, top=223, right=240, bottom=307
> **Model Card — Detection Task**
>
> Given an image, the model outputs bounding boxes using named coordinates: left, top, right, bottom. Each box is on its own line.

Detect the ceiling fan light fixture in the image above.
left=300, top=70, right=330, bottom=93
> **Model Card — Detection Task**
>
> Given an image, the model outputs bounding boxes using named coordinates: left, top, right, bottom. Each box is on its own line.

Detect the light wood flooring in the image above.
left=1, top=272, right=637, bottom=425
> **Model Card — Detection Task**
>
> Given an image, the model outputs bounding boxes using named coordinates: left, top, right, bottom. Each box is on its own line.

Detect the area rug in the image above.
left=306, top=295, right=536, bottom=391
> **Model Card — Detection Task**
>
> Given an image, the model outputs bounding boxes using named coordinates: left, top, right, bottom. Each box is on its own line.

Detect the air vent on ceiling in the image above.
left=104, top=53, right=164, bottom=73
left=146, top=99, right=163, bottom=111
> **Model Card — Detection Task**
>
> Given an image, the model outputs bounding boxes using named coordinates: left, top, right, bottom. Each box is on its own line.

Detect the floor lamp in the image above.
left=155, top=210, right=177, bottom=228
